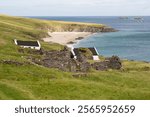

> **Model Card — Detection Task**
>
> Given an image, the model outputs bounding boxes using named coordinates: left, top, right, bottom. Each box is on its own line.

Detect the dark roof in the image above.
left=88, top=47, right=98, bottom=55
left=73, top=47, right=99, bottom=56
left=16, top=40, right=39, bottom=46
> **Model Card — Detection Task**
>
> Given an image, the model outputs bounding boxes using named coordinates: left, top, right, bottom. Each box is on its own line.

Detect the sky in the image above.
left=0, top=0, right=150, bottom=16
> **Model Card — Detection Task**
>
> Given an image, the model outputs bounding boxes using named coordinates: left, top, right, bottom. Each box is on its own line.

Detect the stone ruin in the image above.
left=28, top=46, right=122, bottom=72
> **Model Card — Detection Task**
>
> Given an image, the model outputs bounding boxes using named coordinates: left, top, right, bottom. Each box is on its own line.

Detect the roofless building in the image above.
left=71, top=47, right=100, bottom=60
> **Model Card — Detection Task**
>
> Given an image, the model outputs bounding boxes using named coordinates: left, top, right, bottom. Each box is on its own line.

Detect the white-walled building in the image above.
left=14, top=39, right=41, bottom=50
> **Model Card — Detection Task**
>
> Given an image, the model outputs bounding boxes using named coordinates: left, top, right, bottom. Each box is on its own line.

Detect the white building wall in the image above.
left=93, top=55, right=99, bottom=60
left=15, top=40, right=41, bottom=50
left=74, top=56, right=77, bottom=59
left=21, top=46, right=40, bottom=50
left=35, top=47, right=41, bottom=50
left=37, top=41, right=41, bottom=49
left=14, top=39, right=18, bottom=45
left=71, top=47, right=77, bottom=59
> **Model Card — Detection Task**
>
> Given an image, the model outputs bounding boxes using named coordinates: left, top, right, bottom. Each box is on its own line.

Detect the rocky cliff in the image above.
left=46, top=24, right=117, bottom=33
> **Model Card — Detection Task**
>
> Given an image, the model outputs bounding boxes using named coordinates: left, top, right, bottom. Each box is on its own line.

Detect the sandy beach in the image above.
left=43, top=32, right=92, bottom=45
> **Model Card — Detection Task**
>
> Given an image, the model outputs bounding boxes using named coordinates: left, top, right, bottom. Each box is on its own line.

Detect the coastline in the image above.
left=43, top=32, right=95, bottom=47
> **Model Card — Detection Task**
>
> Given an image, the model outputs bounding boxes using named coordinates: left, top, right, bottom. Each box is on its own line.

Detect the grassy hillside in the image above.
left=0, top=15, right=150, bottom=100
left=0, top=14, right=105, bottom=60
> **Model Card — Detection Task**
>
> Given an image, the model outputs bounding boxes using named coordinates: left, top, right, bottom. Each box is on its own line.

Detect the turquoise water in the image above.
left=30, top=16, right=150, bottom=61
left=74, top=31, right=150, bottom=61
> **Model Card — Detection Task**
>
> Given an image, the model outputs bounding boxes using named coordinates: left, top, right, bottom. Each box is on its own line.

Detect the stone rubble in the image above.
left=30, top=47, right=122, bottom=72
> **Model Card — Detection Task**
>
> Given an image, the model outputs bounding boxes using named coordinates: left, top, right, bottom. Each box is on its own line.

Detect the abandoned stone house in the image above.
left=71, top=47, right=100, bottom=60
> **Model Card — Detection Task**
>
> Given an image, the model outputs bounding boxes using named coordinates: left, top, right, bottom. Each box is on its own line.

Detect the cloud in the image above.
left=0, top=0, right=150, bottom=16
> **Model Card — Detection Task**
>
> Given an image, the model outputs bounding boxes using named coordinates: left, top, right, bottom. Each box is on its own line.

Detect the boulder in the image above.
left=92, top=62, right=108, bottom=71
left=106, top=56, right=122, bottom=69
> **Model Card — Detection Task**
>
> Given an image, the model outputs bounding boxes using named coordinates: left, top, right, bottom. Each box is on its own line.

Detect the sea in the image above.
left=29, top=16, right=150, bottom=62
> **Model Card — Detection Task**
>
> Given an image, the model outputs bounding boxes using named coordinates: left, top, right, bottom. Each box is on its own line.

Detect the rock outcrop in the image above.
left=92, top=56, right=122, bottom=71
left=0, top=60, right=31, bottom=66
left=105, top=56, right=122, bottom=69
left=101, top=27, right=117, bottom=32
left=46, top=24, right=117, bottom=33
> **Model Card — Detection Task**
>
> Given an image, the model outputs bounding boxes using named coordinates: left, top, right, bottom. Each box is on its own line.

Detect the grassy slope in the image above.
left=0, top=15, right=150, bottom=100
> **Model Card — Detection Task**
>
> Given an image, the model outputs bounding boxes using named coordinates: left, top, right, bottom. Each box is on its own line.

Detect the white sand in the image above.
left=43, top=32, right=92, bottom=45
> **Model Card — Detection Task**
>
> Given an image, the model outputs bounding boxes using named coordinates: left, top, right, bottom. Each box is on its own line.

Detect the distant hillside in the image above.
left=0, top=14, right=150, bottom=100
left=0, top=14, right=107, bottom=40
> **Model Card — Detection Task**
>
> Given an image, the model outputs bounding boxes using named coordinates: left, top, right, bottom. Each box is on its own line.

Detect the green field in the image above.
left=0, top=15, right=150, bottom=100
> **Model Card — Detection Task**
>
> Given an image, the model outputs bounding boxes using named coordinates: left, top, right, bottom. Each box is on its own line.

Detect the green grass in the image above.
left=0, top=61, right=150, bottom=100
left=0, top=14, right=150, bottom=100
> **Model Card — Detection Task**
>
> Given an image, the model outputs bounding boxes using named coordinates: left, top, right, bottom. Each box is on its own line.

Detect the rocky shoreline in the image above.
left=66, top=26, right=117, bottom=47
left=43, top=25, right=117, bottom=46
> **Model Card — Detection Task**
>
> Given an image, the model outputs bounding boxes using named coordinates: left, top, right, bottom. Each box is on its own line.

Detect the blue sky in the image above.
left=0, top=0, right=150, bottom=16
